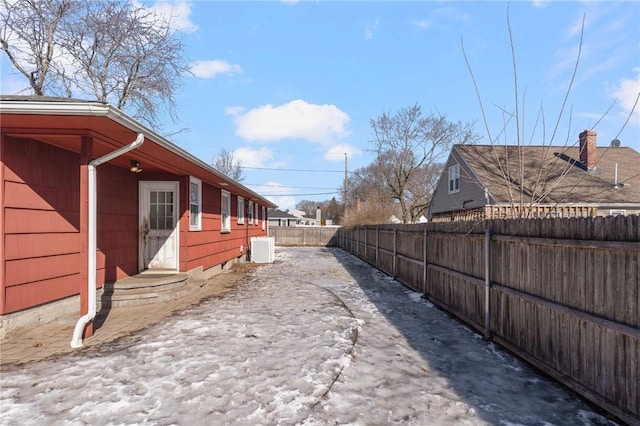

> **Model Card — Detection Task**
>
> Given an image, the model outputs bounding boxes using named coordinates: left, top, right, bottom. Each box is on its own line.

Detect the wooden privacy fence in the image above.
left=337, top=216, right=639, bottom=424
left=268, top=226, right=339, bottom=246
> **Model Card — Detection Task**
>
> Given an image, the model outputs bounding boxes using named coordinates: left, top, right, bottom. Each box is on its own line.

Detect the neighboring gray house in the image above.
left=428, top=130, right=640, bottom=222
left=268, top=209, right=300, bottom=227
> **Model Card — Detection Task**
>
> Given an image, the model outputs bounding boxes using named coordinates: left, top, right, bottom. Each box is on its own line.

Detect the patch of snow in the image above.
left=0, top=247, right=619, bottom=425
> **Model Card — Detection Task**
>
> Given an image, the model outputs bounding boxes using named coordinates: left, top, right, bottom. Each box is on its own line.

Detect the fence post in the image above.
left=393, top=226, right=397, bottom=279
left=423, top=228, right=428, bottom=296
left=484, top=227, right=492, bottom=340
left=364, top=226, right=368, bottom=262
left=376, top=226, right=379, bottom=268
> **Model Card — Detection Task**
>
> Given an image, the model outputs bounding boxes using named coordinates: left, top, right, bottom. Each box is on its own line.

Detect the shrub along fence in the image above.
left=268, top=226, right=339, bottom=246
left=337, top=216, right=639, bottom=424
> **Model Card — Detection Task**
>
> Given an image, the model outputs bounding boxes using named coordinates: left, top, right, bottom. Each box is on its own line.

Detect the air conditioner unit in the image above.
left=251, top=236, right=275, bottom=263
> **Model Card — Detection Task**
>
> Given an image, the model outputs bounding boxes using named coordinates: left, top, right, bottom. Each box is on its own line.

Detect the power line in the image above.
left=260, top=191, right=340, bottom=197
left=245, top=183, right=340, bottom=190
left=240, top=166, right=345, bottom=173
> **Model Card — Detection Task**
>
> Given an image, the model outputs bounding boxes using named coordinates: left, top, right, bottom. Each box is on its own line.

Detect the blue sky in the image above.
left=2, top=1, right=639, bottom=210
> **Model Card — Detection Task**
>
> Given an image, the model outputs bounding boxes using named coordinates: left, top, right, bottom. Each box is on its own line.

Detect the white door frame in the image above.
left=138, top=181, right=180, bottom=272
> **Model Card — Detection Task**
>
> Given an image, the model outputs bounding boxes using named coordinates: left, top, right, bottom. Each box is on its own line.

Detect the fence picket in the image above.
left=335, top=216, right=639, bottom=424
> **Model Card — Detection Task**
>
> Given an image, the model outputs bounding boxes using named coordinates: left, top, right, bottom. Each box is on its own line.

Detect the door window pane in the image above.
left=149, top=190, right=175, bottom=230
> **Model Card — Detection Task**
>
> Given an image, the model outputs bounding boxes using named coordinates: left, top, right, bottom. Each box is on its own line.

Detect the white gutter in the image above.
left=0, top=98, right=276, bottom=208
left=70, top=133, right=144, bottom=348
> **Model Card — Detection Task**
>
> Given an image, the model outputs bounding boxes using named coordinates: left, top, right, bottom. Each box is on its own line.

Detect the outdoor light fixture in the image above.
left=130, top=160, right=143, bottom=173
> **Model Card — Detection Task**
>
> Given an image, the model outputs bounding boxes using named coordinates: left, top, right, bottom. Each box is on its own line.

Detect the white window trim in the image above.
left=237, top=196, right=245, bottom=224
left=189, top=176, right=202, bottom=231
left=610, top=209, right=626, bottom=216
left=248, top=200, right=254, bottom=224
left=221, top=190, right=231, bottom=233
left=448, top=164, right=461, bottom=194
left=262, top=206, right=266, bottom=230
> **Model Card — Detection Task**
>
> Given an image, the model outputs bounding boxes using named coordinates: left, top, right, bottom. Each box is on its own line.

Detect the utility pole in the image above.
left=344, top=152, right=348, bottom=212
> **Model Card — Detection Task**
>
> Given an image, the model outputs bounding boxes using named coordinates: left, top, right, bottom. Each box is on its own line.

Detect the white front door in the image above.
left=139, top=181, right=179, bottom=271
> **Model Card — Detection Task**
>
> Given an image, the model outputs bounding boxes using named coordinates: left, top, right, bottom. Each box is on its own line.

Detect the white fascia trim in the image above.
left=0, top=99, right=277, bottom=208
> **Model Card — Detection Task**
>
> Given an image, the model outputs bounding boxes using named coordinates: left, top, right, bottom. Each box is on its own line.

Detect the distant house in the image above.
left=0, top=96, right=276, bottom=340
left=268, top=209, right=300, bottom=227
left=269, top=207, right=328, bottom=227
left=428, top=130, right=640, bottom=222
left=290, top=207, right=323, bottom=226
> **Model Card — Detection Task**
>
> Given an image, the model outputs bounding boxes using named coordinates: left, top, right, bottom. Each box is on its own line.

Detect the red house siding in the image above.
left=1, top=136, right=81, bottom=314
left=183, top=184, right=267, bottom=272
left=96, top=164, right=140, bottom=284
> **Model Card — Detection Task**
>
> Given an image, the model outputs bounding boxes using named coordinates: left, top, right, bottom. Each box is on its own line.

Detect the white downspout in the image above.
left=70, top=133, right=144, bottom=348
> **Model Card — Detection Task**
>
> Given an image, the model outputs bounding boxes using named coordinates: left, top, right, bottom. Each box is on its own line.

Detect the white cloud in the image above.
left=251, top=182, right=296, bottom=210
left=610, top=68, right=640, bottom=127
left=233, top=147, right=275, bottom=168
left=233, top=99, right=350, bottom=144
left=136, top=0, right=198, bottom=34
left=324, top=144, right=361, bottom=162
left=410, top=20, right=431, bottom=30
left=190, top=60, right=243, bottom=79
left=364, top=19, right=379, bottom=41
left=225, top=106, right=246, bottom=116
left=433, top=7, right=471, bottom=23
left=531, top=0, right=549, bottom=9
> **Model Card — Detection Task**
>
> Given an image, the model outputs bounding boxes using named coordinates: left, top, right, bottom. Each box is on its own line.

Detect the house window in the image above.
left=248, top=200, right=254, bottom=224
left=448, top=164, right=460, bottom=194
left=262, top=206, right=266, bottom=230
left=254, top=203, right=259, bottom=226
left=610, top=210, right=626, bottom=216
left=221, top=190, right=231, bottom=232
left=237, top=196, right=245, bottom=224
left=189, top=177, right=202, bottom=231
left=449, top=164, right=460, bottom=194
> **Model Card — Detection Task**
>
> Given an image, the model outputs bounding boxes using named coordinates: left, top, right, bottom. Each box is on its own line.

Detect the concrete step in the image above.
left=100, top=273, right=202, bottom=308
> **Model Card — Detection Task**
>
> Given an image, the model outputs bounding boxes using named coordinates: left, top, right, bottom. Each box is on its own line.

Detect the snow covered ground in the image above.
left=0, top=247, right=617, bottom=425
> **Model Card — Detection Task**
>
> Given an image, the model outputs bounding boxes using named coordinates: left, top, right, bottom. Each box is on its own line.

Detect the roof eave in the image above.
left=0, top=99, right=277, bottom=208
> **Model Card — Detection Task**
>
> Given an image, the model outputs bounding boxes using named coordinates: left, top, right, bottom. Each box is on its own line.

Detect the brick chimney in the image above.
left=579, top=129, right=597, bottom=170
left=316, top=206, right=321, bottom=222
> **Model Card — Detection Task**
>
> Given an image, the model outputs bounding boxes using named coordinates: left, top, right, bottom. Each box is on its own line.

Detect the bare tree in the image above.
left=1, top=0, right=190, bottom=129
left=370, top=104, right=478, bottom=223
left=460, top=6, right=640, bottom=219
left=344, top=162, right=391, bottom=204
left=295, top=200, right=320, bottom=216
left=296, top=197, right=343, bottom=224
left=212, top=148, right=244, bottom=182
left=58, top=0, right=190, bottom=127
left=0, top=0, right=73, bottom=95
left=341, top=193, right=399, bottom=229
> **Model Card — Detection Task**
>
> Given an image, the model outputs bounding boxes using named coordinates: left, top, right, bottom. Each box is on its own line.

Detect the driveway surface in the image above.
left=0, top=247, right=616, bottom=425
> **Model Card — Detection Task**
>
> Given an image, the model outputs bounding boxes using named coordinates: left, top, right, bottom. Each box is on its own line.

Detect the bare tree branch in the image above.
left=212, top=149, right=244, bottom=182
left=0, top=0, right=73, bottom=95
left=370, top=104, right=479, bottom=223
